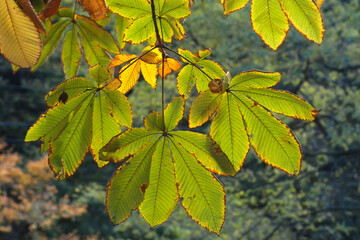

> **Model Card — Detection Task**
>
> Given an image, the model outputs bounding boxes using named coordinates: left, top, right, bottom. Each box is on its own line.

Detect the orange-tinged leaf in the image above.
left=0, top=0, right=43, bottom=68
left=107, top=54, right=137, bottom=69
left=118, top=59, right=141, bottom=94
left=79, top=0, right=108, bottom=21
left=140, top=47, right=162, bottom=64
left=251, top=0, right=289, bottom=50
left=279, top=0, right=324, bottom=44
left=158, top=58, right=181, bottom=78
left=105, top=78, right=122, bottom=91
left=38, top=0, right=62, bottom=20
left=18, top=0, right=46, bottom=35
left=316, top=0, right=325, bottom=8
left=141, top=61, right=158, bottom=89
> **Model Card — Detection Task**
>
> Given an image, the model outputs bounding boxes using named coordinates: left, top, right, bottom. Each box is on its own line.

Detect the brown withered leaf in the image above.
left=18, top=0, right=46, bottom=34
left=78, top=0, right=107, bottom=21
left=38, top=0, right=62, bottom=21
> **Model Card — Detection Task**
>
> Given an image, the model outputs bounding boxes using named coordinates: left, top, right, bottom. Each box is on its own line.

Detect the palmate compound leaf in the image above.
left=32, top=8, right=119, bottom=77
left=177, top=49, right=225, bottom=98
left=107, top=47, right=181, bottom=93
left=25, top=65, right=132, bottom=178
left=220, top=0, right=324, bottom=50
left=105, top=0, right=191, bottom=44
left=101, top=97, right=234, bottom=233
left=0, top=0, right=43, bottom=68
left=189, top=71, right=318, bottom=175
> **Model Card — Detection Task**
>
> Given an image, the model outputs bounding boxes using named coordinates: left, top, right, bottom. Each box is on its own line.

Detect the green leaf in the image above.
left=91, top=92, right=121, bottom=167
left=233, top=88, right=319, bottom=120
left=89, top=64, right=112, bottom=85
left=46, top=77, right=96, bottom=107
left=27, top=66, right=132, bottom=177
left=169, top=138, right=225, bottom=234
left=105, top=0, right=151, bottom=19
left=164, top=97, right=185, bottom=131
left=177, top=49, right=224, bottom=97
left=159, top=0, right=191, bottom=18
left=32, top=18, right=71, bottom=71
left=77, top=26, right=112, bottom=66
left=76, top=15, right=120, bottom=54
left=171, top=131, right=235, bottom=176
left=232, top=92, right=302, bottom=175
left=177, top=64, right=196, bottom=98
left=251, top=0, right=289, bottom=50
left=115, top=14, right=133, bottom=49
left=25, top=91, right=94, bottom=142
left=49, top=93, right=94, bottom=179
left=230, top=71, right=281, bottom=90
left=103, top=89, right=133, bottom=127
left=210, top=93, right=250, bottom=171
left=189, top=90, right=223, bottom=128
left=101, top=128, right=158, bottom=162
left=123, top=15, right=155, bottom=44
left=139, top=137, right=178, bottom=226
left=144, top=112, right=164, bottom=132
left=106, top=137, right=159, bottom=224
left=62, top=27, right=82, bottom=79
left=279, top=0, right=324, bottom=44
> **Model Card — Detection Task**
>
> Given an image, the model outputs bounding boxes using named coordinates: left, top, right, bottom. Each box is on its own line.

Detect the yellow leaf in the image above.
left=118, top=59, right=141, bottom=94
left=0, top=0, right=43, bottom=68
left=140, top=61, right=158, bottom=89
left=107, top=54, right=137, bottom=69
left=140, top=47, right=162, bottom=64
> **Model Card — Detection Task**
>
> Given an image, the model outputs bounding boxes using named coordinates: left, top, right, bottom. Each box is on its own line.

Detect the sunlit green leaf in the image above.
left=139, top=137, right=178, bottom=226
left=62, top=27, right=82, bottom=79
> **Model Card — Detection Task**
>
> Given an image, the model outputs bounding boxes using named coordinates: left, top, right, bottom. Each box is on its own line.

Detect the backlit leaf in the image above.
left=144, top=112, right=164, bottom=132
left=32, top=18, right=71, bottom=71
left=105, top=0, right=151, bottom=19
left=106, top=138, right=159, bottom=224
left=115, top=14, right=133, bottom=49
left=169, top=139, right=225, bottom=234
left=279, top=0, right=324, bottom=44
left=18, top=0, right=46, bottom=34
left=91, top=92, right=121, bottom=167
left=210, top=93, right=249, bottom=171
left=118, top=59, right=141, bottom=94
left=189, top=90, right=223, bottom=128
left=234, top=88, right=319, bottom=120
left=62, top=28, right=82, bottom=79
left=49, top=93, right=94, bottom=179
left=139, top=137, right=178, bottom=226
left=230, top=71, right=281, bottom=90
left=221, top=0, right=250, bottom=15
left=164, top=97, right=185, bottom=131
left=101, top=128, right=158, bottom=162
left=251, top=0, right=289, bottom=50
left=141, top=61, right=158, bottom=89
left=0, top=0, right=43, bottom=68
left=171, top=131, right=235, bottom=176
left=124, top=15, right=155, bottom=44
left=232, top=92, right=302, bottom=175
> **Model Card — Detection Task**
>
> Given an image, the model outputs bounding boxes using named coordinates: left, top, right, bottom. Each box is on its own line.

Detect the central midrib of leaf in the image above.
left=225, top=93, right=236, bottom=164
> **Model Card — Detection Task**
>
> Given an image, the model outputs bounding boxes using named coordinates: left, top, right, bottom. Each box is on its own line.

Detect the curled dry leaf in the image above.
left=38, top=0, right=63, bottom=21
left=78, top=0, right=108, bottom=21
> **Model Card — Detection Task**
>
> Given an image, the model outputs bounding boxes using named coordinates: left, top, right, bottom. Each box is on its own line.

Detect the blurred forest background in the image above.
left=0, top=0, right=359, bottom=239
